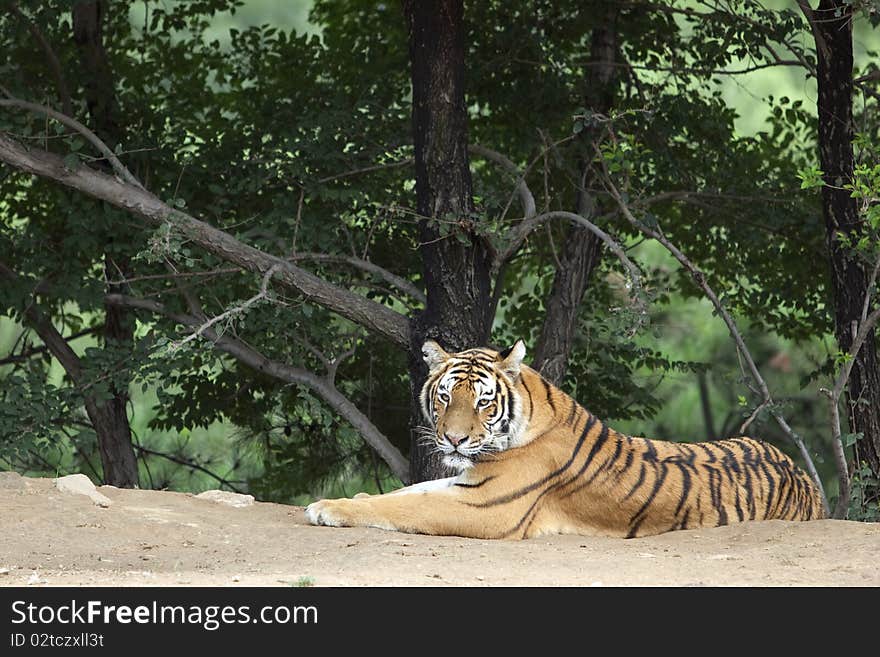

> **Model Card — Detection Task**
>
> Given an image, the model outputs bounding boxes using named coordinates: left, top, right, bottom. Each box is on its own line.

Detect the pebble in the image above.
left=195, top=490, right=255, bottom=508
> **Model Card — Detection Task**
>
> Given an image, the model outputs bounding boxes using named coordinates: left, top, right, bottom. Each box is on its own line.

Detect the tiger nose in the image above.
left=445, top=432, right=468, bottom=447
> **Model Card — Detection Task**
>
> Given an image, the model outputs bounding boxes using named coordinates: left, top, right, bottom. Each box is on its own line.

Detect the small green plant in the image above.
left=848, top=461, right=880, bottom=521
left=292, top=576, right=315, bottom=588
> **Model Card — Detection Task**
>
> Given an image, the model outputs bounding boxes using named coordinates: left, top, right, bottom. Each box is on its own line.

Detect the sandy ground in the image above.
left=1, top=472, right=878, bottom=587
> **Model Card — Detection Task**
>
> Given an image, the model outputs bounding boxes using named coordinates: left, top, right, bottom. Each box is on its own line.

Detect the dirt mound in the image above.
left=1, top=473, right=877, bottom=586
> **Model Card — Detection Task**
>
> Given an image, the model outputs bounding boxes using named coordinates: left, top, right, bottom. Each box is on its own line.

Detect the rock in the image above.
left=54, top=474, right=112, bottom=508
left=195, top=490, right=254, bottom=508
left=0, top=471, right=26, bottom=489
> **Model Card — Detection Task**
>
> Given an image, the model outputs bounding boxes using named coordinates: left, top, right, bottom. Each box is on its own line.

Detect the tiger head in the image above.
left=419, top=339, right=527, bottom=471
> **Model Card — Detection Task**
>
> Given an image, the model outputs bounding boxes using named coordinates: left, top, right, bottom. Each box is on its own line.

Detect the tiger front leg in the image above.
left=305, top=478, right=513, bottom=539
left=305, top=497, right=403, bottom=532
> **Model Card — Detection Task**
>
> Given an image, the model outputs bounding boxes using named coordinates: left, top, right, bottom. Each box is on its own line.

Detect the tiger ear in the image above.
left=422, top=339, right=451, bottom=371
left=498, top=339, right=526, bottom=379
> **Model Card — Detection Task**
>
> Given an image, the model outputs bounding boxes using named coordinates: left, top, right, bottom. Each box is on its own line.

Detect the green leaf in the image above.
left=842, top=432, right=864, bottom=448
left=62, top=153, right=80, bottom=170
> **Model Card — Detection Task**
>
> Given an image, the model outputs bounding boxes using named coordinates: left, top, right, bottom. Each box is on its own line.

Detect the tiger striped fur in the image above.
left=306, top=340, right=825, bottom=539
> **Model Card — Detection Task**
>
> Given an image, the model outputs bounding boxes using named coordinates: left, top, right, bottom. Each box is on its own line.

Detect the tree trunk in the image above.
left=532, top=11, right=619, bottom=385
left=814, top=0, right=880, bottom=509
left=73, top=0, right=139, bottom=487
left=402, top=0, right=493, bottom=481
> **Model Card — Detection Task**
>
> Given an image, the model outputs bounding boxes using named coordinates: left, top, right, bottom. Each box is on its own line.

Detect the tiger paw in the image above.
left=305, top=498, right=399, bottom=532
left=305, top=499, right=355, bottom=527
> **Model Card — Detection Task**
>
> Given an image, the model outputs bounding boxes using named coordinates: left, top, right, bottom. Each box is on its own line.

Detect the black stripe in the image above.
left=470, top=370, right=492, bottom=383
left=506, top=384, right=516, bottom=429
left=513, top=423, right=610, bottom=538
left=540, top=377, right=556, bottom=413
left=623, top=462, right=647, bottom=501
left=696, top=443, right=718, bottom=463
left=576, top=423, right=610, bottom=479
left=754, top=446, right=776, bottom=519
left=522, top=377, right=534, bottom=426
left=705, top=466, right=728, bottom=526
left=732, top=484, right=744, bottom=522
left=466, top=414, right=598, bottom=508
left=678, top=508, right=690, bottom=531
left=561, top=432, right=622, bottom=499
left=454, top=476, right=496, bottom=489
left=777, top=475, right=796, bottom=519
left=679, top=444, right=697, bottom=466
left=738, top=441, right=756, bottom=520
left=764, top=445, right=790, bottom=518
left=673, top=463, right=692, bottom=518
left=614, top=449, right=636, bottom=483
left=717, top=442, right=741, bottom=476
left=626, top=462, right=668, bottom=538
left=565, top=397, right=578, bottom=426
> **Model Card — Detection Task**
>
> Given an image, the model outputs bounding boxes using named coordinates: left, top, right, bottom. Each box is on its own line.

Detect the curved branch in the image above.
left=596, top=158, right=829, bottom=514
left=822, top=302, right=880, bottom=518
left=796, top=0, right=831, bottom=63
left=469, top=144, right=536, bottom=219
left=0, top=325, right=101, bottom=366
left=0, top=132, right=411, bottom=348
left=134, top=445, right=244, bottom=493
left=292, top=252, right=426, bottom=305
left=105, top=294, right=411, bottom=483
left=0, top=96, right=142, bottom=188
left=514, top=210, right=645, bottom=318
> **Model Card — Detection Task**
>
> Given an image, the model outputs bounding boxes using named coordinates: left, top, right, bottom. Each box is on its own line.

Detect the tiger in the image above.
left=306, top=339, right=826, bottom=539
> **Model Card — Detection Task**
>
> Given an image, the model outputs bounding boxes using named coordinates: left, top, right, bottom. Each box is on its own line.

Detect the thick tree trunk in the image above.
left=73, top=0, right=139, bottom=487
left=402, top=0, right=493, bottom=481
left=532, top=12, right=619, bottom=385
left=814, top=1, right=880, bottom=508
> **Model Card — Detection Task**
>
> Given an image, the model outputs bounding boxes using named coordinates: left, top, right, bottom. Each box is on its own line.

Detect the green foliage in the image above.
left=849, top=462, right=880, bottom=521
left=1, top=1, right=877, bottom=505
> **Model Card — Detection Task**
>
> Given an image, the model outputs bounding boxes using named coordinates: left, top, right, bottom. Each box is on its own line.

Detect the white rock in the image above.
left=195, top=490, right=254, bottom=508
left=54, top=474, right=112, bottom=508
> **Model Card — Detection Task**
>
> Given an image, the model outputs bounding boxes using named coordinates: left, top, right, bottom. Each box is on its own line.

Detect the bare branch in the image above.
left=162, top=258, right=206, bottom=317
left=469, top=144, right=536, bottom=219
left=595, top=153, right=829, bottom=514
left=0, top=132, right=411, bottom=348
left=105, top=294, right=410, bottom=483
left=796, top=0, right=832, bottom=62
left=821, top=281, right=880, bottom=518
left=0, top=325, right=101, bottom=367
left=326, top=343, right=359, bottom=386
left=509, top=210, right=646, bottom=323
left=134, top=445, right=244, bottom=493
left=0, top=96, right=143, bottom=189
left=584, top=59, right=806, bottom=77
left=106, top=267, right=239, bottom=286
left=169, top=264, right=281, bottom=351
left=291, top=252, right=426, bottom=305
left=0, top=261, right=84, bottom=380
left=316, top=157, right=414, bottom=184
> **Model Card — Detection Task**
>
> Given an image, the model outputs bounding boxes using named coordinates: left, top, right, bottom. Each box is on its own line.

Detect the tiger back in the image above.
left=306, top=340, right=826, bottom=539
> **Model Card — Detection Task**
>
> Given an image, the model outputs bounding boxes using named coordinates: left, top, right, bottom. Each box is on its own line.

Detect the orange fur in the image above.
left=307, top=342, right=825, bottom=539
